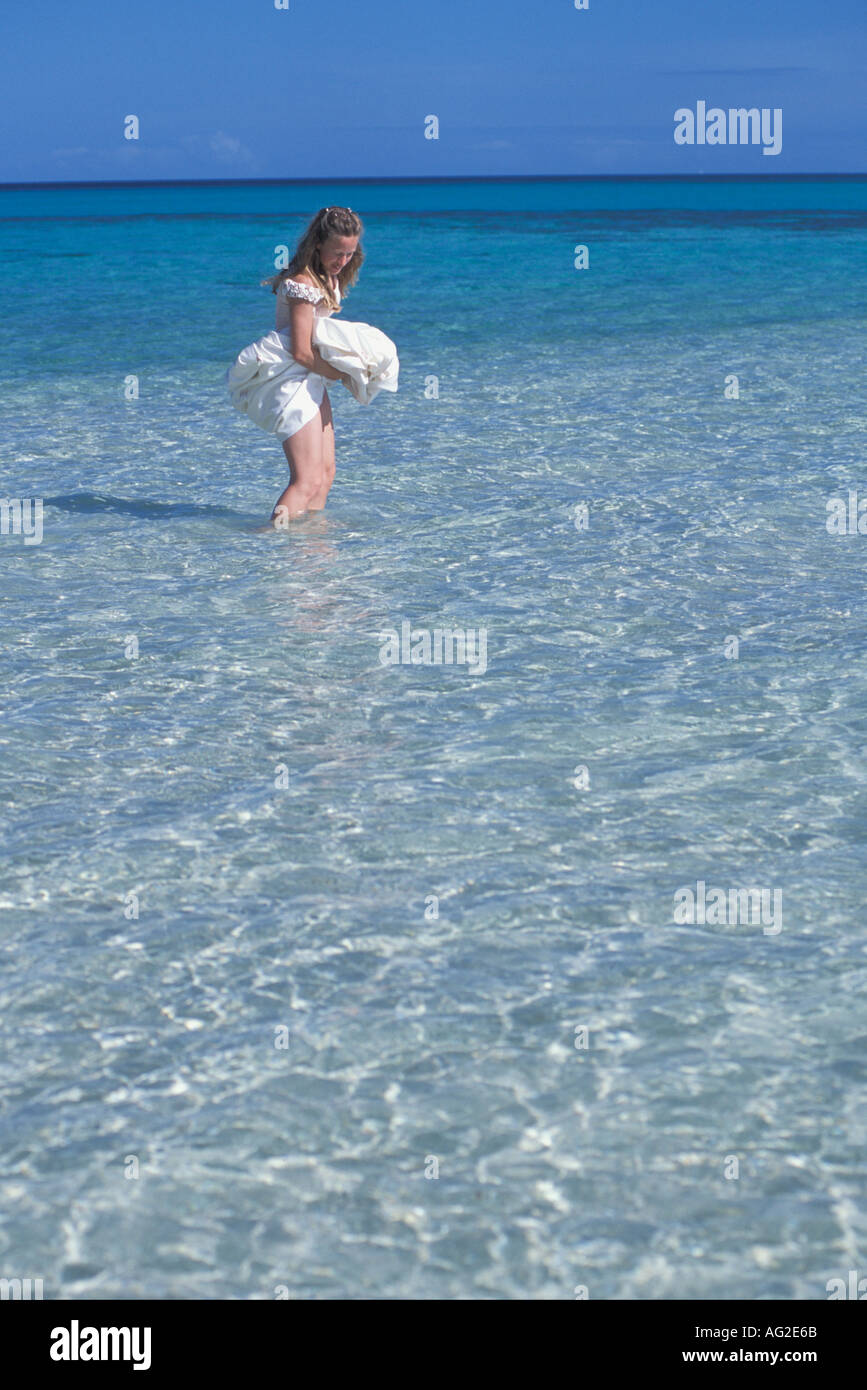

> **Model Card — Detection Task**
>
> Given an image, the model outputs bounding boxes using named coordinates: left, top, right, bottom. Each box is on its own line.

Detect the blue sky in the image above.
left=1, top=0, right=864, bottom=182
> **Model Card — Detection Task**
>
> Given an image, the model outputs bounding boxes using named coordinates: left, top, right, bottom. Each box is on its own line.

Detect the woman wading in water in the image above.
left=260, top=206, right=362, bottom=524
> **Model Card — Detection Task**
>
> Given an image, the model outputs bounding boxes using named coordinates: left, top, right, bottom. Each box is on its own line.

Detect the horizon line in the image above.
left=1, top=172, right=865, bottom=191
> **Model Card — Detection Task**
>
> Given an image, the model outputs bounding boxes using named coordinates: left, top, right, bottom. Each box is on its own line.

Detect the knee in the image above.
left=294, top=477, right=323, bottom=506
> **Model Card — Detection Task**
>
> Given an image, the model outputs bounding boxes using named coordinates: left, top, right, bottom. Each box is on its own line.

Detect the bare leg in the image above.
left=271, top=411, right=326, bottom=525
left=306, top=390, right=336, bottom=511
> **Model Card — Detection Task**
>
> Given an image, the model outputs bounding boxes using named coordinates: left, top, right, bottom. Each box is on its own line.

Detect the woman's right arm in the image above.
left=286, top=296, right=346, bottom=382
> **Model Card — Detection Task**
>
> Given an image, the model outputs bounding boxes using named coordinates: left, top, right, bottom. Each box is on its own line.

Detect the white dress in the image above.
left=226, top=276, right=399, bottom=440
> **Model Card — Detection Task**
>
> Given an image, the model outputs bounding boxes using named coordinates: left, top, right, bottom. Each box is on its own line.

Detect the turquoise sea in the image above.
left=1, top=177, right=866, bottom=1299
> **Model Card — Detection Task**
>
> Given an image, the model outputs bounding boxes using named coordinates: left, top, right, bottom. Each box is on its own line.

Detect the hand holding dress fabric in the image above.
left=311, top=317, right=399, bottom=405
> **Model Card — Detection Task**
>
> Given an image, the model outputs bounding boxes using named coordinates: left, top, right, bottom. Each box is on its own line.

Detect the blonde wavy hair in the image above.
left=260, top=206, right=364, bottom=313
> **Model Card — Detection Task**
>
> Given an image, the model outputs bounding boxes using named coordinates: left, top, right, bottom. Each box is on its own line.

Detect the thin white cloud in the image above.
left=209, top=131, right=256, bottom=167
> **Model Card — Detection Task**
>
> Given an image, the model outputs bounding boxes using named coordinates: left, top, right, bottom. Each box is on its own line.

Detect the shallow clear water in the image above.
left=1, top=178, right=867, bottom=1299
